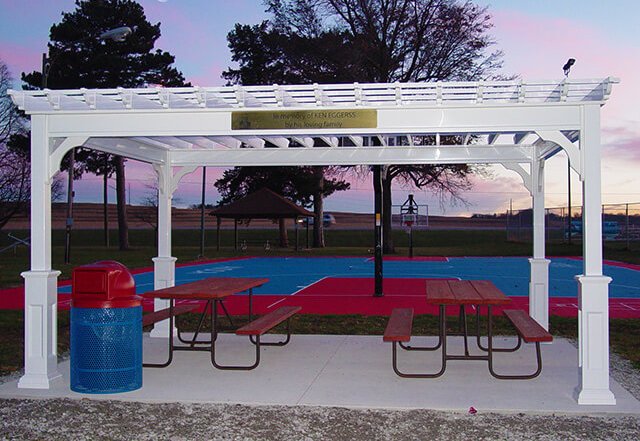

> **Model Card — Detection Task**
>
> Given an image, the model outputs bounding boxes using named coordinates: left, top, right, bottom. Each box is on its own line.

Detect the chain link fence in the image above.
left=506, top=202, right=640, bottom=244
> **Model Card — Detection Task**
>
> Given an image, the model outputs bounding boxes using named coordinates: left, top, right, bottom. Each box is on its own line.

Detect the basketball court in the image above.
left=2, top=256, right=639, bottom=318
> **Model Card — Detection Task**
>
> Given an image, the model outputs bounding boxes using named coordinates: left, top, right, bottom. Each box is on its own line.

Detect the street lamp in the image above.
left=562, top=58, right=575, bottom=243
left=41, top=26, right=133, bottom=263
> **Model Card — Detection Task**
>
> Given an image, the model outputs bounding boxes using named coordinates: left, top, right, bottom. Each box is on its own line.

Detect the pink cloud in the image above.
left=0, top=42, right=42, bottom=79
left=187, top=63, right=227, bottom=87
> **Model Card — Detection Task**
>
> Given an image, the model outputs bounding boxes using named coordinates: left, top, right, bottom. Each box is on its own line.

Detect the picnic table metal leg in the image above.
left=460, top=305, right=469, bottom=356
left=487, top=305, right=544, bottom=380
left=475, top=306, right=522, bottom=353
left=209, top=298, right=261, bottom=370
left=398, top=334, right=442, bottom=351
left=256, top=317, right=293, bottom=346
left=391, top=305, right=446, bottom=378
left=219, top=299, right=234, bottom=327
left=177, top=300, right=213, bottom=346
left=143, top=300, right=175, bottom=368
left=249, top=288, right=261, bottom=346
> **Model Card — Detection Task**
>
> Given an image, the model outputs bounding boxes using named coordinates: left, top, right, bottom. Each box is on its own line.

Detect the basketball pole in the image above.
left=373, top=165, right=384, bottom=297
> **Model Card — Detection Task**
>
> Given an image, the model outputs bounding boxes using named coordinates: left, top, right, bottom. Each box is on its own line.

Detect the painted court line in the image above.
left=290, top=276, right=330, bottom=296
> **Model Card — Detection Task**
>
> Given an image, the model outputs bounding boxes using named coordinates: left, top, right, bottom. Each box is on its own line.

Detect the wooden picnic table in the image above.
left=142, top=277, right=268, bottom=369
left=387, top=279, right=552, bottom=380
left=396, top=279, right=513, bottom=378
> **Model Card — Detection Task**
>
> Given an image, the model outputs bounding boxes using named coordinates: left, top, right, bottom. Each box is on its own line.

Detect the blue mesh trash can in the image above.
left=70, top=261, right=142, bottom=394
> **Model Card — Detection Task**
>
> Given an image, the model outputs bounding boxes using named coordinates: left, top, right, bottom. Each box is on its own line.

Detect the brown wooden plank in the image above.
left=236, top=306, right=301, bottom=336
left=504, top=309, right=553, bottom=343
left=470, top=280, right=511, bottom=305
left=142, top=304, right=198, bottom=327
left=448, top=280, right=483, bottom=304
left=142, top=277, right=269, bottom=300
left=383, top=308, right=414, bottom=342
left=425, top=280, right=456, bottom=304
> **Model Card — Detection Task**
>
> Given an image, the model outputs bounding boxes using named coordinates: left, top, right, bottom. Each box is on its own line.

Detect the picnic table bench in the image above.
left=142, top=304, right=199, bottom=327
left=216, top=305, right=302, bottom=370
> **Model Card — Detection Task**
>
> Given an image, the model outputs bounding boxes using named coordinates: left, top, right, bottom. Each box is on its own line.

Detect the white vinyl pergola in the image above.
left=10, top=78, right=618, bottom=405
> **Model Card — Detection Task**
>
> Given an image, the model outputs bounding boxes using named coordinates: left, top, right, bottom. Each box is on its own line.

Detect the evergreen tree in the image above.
left=223, top=21, right=355, bottom=247
left=22, top=0, right=188, bottom=250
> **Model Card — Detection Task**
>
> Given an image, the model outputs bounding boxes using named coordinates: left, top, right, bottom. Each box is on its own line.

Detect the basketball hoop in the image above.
left=402, top=213, right=416, bottom=228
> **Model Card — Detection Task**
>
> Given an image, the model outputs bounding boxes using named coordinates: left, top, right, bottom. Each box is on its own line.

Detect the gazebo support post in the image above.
left=529, top=157, right=550, bottom=330
left=150, top=163, right=178, bottom=338
left=19, top=115, right=62, bottom=389
left=576, top=105, right=615, bottom=405
left=295, top=217, right=299, bottom=251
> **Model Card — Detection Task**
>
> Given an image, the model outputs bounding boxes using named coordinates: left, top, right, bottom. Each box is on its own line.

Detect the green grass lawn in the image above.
left=1, top=227, right=639, bottom=377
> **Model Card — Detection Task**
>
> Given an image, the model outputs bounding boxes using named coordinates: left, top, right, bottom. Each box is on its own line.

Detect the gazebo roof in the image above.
left=8, top=78, right=618, bottom=170
left=210, top=188, right=313, bottom=219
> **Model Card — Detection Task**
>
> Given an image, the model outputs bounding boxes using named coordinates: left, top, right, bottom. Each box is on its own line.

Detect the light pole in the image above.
left=562, top=58, right=575, bottom=245
left=41, top=27, right=132, bottom=263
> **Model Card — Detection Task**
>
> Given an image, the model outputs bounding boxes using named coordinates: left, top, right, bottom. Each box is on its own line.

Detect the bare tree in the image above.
left=0, top=62, right=21, bottom=146
left=0, top=145, right=29, bottom=231
left=0, top=60, right=28, bottom=231
left=132, top=178, right=181, bottom=246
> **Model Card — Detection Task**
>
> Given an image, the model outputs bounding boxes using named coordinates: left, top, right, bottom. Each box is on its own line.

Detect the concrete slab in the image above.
left=1, top=334, right=639, bottom=415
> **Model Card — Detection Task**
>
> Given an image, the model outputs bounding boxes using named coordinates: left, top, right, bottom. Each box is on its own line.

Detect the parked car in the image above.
left=565, top=220, right=620, bottom=239
left=303, top=214, right=336, bottom=227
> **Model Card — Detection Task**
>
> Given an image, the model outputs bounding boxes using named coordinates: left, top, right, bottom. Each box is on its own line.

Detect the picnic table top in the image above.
left=142, top=277, right=269, bottom=300
left=425, top=280, right=511, bottom=305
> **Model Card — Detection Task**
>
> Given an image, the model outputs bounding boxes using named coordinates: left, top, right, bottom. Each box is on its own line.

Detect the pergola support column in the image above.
left=150, top=163, right=176, bottom=338
left=576, top=105, right=615, bottom=405
left=19, top=116, right=61, bottom=389
left=529, top=157, right=550, bottom=330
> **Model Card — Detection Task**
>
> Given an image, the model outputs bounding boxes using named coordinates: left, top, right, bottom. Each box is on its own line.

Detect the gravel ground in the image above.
left=1, top=398, right=639, bottom=441
left=1, top=346, right=638, bottom=440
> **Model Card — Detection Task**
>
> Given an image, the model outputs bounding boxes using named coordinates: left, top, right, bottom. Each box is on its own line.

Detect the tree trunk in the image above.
left=115, top=155, right=129, bottom=250
left=278, top=218, right=289, bottom=248
left=312, top=166, right=325, bottom=248
left=382, top=170, right=395, bottom=254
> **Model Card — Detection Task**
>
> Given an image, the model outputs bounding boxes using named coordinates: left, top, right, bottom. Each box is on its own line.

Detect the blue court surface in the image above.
left=59, top=256, right=640, bottom=299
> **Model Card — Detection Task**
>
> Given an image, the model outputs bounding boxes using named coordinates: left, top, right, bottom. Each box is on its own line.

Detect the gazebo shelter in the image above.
left=9, top=78, right=618, bottom=405
left=209, top=187, right=313, bottom=250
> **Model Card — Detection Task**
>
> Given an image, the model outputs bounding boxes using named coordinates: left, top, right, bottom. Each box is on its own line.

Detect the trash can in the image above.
left=70, top=260, right=142, bottom=394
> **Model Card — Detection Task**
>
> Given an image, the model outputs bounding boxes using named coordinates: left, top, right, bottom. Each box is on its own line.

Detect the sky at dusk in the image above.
left=1, top=0, right=639, bottom=216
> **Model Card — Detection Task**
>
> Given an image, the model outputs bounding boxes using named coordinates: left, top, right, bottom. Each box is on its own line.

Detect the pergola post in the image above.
left=19, top=116, right=61, bottom=389
left=576, top=105, right=615, bottom=405
left=529, top=157, right=550, bottom=330
left=150, top=163, right=177, bottom=338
